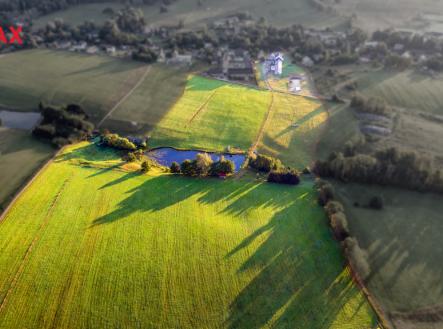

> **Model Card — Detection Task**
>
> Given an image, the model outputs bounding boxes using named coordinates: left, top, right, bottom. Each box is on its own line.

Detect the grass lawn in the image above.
left=258, top=93, right=328, bottom=168
left=0, top=142, right=377, bottom=328
left=0, top=128, right=54, bottom=212
left=350, top=69, right=443, bottom=115
left=33, top=0, right=346, bottom=30
left=149, top=75, right=272, bottom=152
left=334, top=182, right=443, bottom=316
left=0, top=49, right=147, bottom=123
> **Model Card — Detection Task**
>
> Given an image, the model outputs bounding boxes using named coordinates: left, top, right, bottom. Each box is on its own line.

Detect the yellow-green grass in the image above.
left=0, top=49, right=147, bottom=123
left=34, top=0, right=346, bottom=30
left=149, top=75, right=272, bottom=152
left=0, top=143, right=377, bottom=328
left=258, top=93, right=328, bottom=168
left=102, top=65, right=189, bottom=134
left=0, top=127, right=54, bottom=212
left=350, top=69, right=443, bottom=115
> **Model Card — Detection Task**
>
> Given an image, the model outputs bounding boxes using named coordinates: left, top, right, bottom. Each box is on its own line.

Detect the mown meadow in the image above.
left=258, top=93, right=328, bottom=169
left=0, top=143, right=378, bottom=329
left=148, top=76, right=272, bottom=152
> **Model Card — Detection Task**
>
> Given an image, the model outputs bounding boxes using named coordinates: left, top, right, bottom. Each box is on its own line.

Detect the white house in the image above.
left=266, top=52, right=284, bottom=76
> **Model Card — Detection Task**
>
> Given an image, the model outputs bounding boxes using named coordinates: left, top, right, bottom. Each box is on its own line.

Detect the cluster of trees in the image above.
left=33, top=103, right=94, bottom=147
left=102, top=133, right=137, bottom=151
left=385, top=54, right=412, bottom=70
left=170, top=153, right=235, bottom=177
left=424, top=56, right=443, bottom=72
left=132, top=46, right=158, bottom=63
left=267, top=169, right=300, bottom=185
left=372, top=29, right=438, bottom=53
left=350, top=94, right=392, bottom=117
left=317, top=180, right=371, bottom=280
left=249, top=153, right=282, bottom=172
left=314, top=147, right=443, bottom=194
left=249, top=153, right=302, bottom=185
left=115, top=6, right=145, bottom=33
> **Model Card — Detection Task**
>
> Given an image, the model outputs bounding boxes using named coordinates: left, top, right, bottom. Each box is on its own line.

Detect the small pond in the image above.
left=147, top=148, right=246, bottom=172
left=0, top=111, right=42, bottom=130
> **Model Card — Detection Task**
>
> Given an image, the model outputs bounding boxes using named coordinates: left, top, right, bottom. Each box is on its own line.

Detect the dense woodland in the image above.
left=33, top=103, right=94, bottom=147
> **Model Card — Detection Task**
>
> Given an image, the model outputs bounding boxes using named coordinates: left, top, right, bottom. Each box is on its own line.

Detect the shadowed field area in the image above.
left=0, top=49, right=147, bottom=123
left=0, top=143, right=377, bottom=329
left=0, top=128, right=54, bottom=212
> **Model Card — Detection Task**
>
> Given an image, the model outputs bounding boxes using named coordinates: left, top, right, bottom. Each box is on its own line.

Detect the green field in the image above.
left=258, top=93, right=328, bottom=168
left=34, top=0, right=346, bottom=30
left=148, top=76, right=272, bottom=152
left=351, top=70, right=443, bottom=115
left=0, top=50, right=147, bottom=123
left=0, top=128, right=54, bottom=212
left=334, top=182, right=443, bottom=324
left=0, top=143, right=377, bottom=328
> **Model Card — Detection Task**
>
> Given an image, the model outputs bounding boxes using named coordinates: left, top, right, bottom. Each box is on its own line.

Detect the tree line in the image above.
left=314, top=147, right=443, bottom=194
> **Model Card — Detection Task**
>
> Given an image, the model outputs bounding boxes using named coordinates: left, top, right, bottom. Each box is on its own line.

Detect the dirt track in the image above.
left=97, top=65, right=151, bottom=128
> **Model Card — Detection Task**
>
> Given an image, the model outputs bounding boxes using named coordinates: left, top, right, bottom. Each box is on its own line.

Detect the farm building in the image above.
left=289, top=76, right=302, bottom=92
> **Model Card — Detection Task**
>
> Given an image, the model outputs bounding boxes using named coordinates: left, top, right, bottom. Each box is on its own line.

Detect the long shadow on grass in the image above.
left=223, top=188, right=372, bottom=329
left=89, top=175, right=372, bottom=327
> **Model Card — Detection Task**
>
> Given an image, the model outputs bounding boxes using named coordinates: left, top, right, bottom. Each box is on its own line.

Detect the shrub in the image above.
left=170, top=162, right=181, bottom=174
left=324, top=201, right=344, bottom=216
left=195, top=153, right=213, bottom=176
left=209, top=158, right=235, bottom=176
left=330, top=212, right=350, bottom=241
left=141, top=161, right=151, bottom=173
left=103, top=134, right=137, bottom=151
left=249, top=153, right=282, bottom=172
left=125, top=152, right=138, bottom=163
left=369, top=196, right=384, bottom=210
left=180, top=159, right=198, bottom=176
left=267, top=169, right=300, bottom=185
left=342, top=237, right=371, bottom=280
left=317, top=182, right=335, bottom=206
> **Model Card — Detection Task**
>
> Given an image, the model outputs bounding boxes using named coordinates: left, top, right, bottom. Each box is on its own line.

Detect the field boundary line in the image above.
left=0, top=177, right=70, bottom=314
left=249, top=91, right=275, bottom=153
left=97, top=65, right=151, bottom=128
left=0, top=147, right=66, bottom=223
left=186, top=90, right=218, bottom=126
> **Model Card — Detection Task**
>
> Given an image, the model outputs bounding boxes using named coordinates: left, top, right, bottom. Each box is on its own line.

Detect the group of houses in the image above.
left=207, top=49, right=255, bottom=82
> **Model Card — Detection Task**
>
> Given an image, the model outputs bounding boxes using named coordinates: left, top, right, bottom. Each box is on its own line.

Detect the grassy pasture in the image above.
left=0, top=49, right=147, bottom=123
left=34, top=0, right=346, bottom=30
left=334, top=183, right=443, bottom=320
left=0, top=128, right=54, bottom=212
left=149, top=75, right=272, bottom=152
left=0, top=143, right=377, bottom=328
left=350, top=70, right=443, bottom=115
left=102, top=65, right=189, bottom=134
left=334, top=0, right=443, bottom=32
left=258, top=92, right=328, bottom=168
